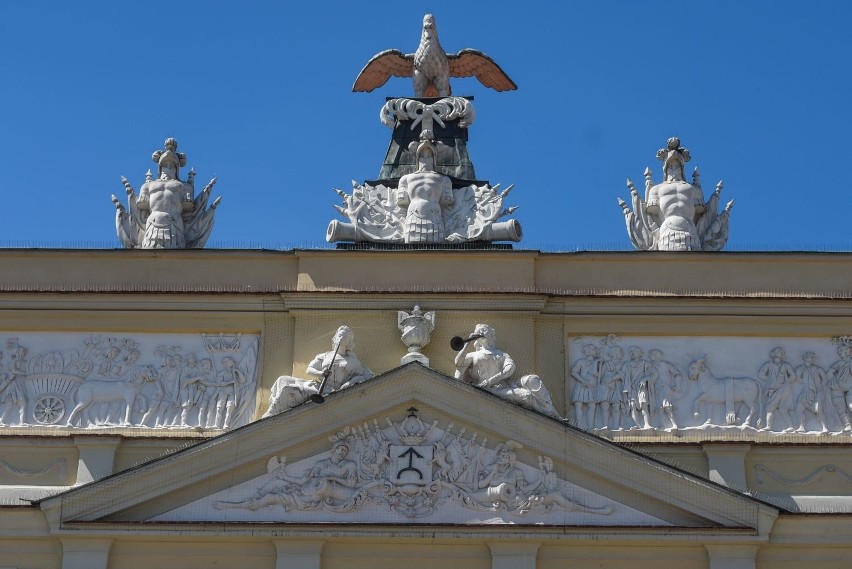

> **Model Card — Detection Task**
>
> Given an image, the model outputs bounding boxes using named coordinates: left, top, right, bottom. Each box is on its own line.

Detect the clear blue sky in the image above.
left=1, top=1, right=850, bottom=250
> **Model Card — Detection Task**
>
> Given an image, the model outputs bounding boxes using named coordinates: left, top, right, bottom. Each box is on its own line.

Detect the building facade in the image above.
left=1, top=248, right=851, bottom=568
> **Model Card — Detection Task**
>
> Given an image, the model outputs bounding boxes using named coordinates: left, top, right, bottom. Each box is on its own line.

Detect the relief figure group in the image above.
left=0, top=334, right=258, bottom=429
left=569, top=337, right=852, bottom=434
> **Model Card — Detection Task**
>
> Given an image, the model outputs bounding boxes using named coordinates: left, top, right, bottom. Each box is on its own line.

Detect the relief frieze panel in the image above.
left=568, top=335, right=852, bottom=435
left=0, top=332, right=258, bottom=430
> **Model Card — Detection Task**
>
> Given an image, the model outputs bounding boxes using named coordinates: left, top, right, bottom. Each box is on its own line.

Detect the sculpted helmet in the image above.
left=415, top=137, right=439, bottom=171
left=656, top=136, right=691, bottom=182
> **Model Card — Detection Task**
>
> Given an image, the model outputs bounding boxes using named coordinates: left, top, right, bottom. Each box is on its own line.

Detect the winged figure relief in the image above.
left=353, top=14, right=517, bottom=97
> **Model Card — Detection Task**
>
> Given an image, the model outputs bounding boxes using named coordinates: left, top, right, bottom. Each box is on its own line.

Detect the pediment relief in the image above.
left=155, top=407, right=652, bottom=525
left=41, top=364, right=776, bottom=532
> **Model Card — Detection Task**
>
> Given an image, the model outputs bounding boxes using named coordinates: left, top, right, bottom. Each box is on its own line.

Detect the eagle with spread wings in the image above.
left=353, top=14, right=517, bottom=98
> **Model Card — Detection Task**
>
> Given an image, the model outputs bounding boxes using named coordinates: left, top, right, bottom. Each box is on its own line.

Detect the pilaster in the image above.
left=705, top=544, right=758, bottom=569
left=487, top=542, right=540, bottom=569
left=74, top=436, right=121, bottom=484
left=60, top=538, right=112, bottom=569
left=702, top=443, right=751, bottom=490
left=273, top=539, right=325, bottom=569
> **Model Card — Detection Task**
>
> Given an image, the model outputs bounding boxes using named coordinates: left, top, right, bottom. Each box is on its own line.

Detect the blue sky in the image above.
left=1, top=1, right=850, bottom=250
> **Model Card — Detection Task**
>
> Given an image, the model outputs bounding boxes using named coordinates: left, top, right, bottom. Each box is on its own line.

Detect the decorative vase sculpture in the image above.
left=398, top=306, right=436, bottom=365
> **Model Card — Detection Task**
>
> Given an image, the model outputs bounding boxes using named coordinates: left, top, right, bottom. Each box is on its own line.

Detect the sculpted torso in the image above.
left=398, top=171, right=451, bottom=220
left=459, top=347, right=514, bottom=386
left=306, top=350, right=369, bottom=391
left=141, top=179, right=188, bottom=222
left=647, top=181, right=704, bottom=222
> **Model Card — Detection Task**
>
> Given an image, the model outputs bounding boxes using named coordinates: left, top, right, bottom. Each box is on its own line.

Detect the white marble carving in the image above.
left=380, top=97, right=475, bottom=131
left=156, top=409, right=646, bottom=525
left=455, top=324, right=560, bottom=419
left=112, top=138, right=221, bottom=249
left=326, top=127, right=522, bottom=244
left=617, top=137, right=733, bottom=251
left=352, top=14, right=517, bottom=97
left=568, top=335, right=852, bottom=435
left=755, top=463, right=852, bottom=487
left=398, top=306, right=435, bottom=365
left=689, top=357, right=761, bottom=428
left=264, top=326, right=373, bottom=417
left=0, top=457, right=67, bottom=479
left=0, top=333, right=258, bottom=429
left=262, top=378, right=319, bottom=419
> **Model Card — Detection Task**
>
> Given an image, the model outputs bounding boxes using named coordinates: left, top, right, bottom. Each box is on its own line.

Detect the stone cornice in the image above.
left=0, top=249, right=849, bottom=298
left=281, top=292, right=548, bottom=312
left=49, top=521, right=767, bottom=541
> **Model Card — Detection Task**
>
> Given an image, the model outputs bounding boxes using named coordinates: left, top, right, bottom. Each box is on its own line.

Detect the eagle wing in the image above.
left=448, top=49, right=517, bottom=92
left=353, top=49, right=415, bottom=92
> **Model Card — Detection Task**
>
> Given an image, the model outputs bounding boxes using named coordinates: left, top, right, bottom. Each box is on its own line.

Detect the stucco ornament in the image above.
left=0, top=333, right=258, bottom=429
left=111, top=138, right=221, bottom=249
left=398, top=306, right=436, bottom=366
left=352, top=14, right=517, bottom=98
left=617, top=137, right=733, bottom=251
left=568, top=335, right=852, bottom=435
left=454, top=324, right=560, bottom=419
left=327, top=128, right=522, bottom=244
left=212, top=409, right=613, bottom=521
left=264, top=326, right=373, bottom=417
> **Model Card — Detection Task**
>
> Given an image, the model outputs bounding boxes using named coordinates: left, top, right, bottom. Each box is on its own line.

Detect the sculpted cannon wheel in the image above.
left=33, top=395, right=66, bottom=424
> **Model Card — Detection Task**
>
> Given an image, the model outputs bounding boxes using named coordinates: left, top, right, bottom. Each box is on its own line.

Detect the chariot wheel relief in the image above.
left=33, top=395, right=66, bottom=424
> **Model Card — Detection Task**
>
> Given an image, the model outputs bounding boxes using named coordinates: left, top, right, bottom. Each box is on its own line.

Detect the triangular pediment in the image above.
left=40, top=364, right=778, bottom=534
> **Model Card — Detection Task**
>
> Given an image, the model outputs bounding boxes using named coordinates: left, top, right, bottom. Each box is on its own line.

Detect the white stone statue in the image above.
left=397, top=139, right=455, bottom=243
left=398, top=305, right=436, bottom=365
left=264, top=326, right=373, bottom=417
left=112, top=138, right=221, bottom=249
left=454, top=324, right=560, bottom=419
left=327, top=129, right=522, bottom=245
left=352, top=14, right=517, bottom=97
left=617, top=137, right=733, bottom=251
left=262, top=377, right=319, bottom=419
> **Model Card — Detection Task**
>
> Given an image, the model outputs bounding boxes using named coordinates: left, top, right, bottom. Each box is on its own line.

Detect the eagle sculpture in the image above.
left=353, top=14, right=517, bottom=98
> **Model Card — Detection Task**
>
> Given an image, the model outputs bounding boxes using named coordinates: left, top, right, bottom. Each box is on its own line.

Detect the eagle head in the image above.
left=422, top=14, right=437, bottom=42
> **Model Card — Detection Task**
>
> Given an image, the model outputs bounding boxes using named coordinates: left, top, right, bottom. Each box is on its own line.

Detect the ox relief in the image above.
left=0, top=333, right=258, bottom=430
left=568, top=335, right=852, bottom=435
left=182, top=408, right=623, bottom=524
